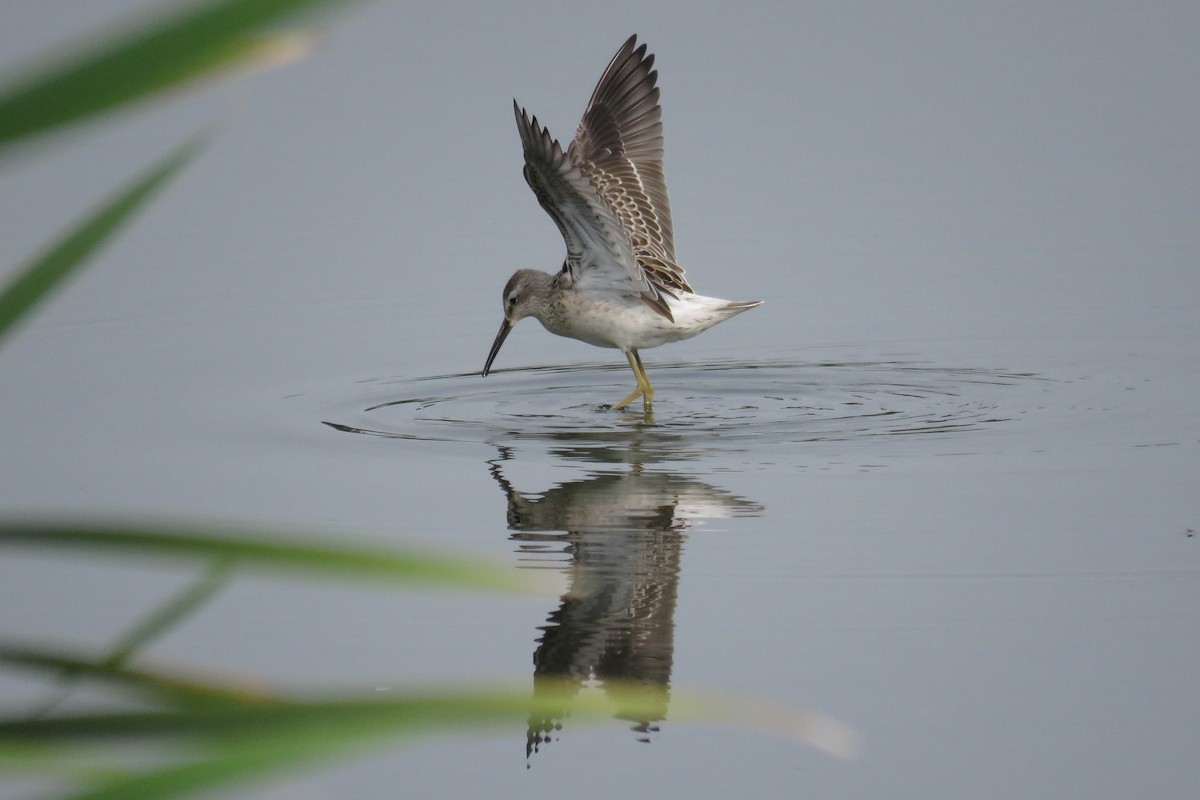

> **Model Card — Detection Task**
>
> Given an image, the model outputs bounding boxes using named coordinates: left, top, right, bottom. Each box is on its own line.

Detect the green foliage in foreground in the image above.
left=0, top=638, right=855, bottom=800
left=0, top=648, right=694, bottom=800
left=0, top=522, right=541, bottom=594
left=0, top=0, right=366, bottom=343
left=0, top=0, right=362, bottom=153
left=0, top=524, right=855, bottom=798
left=0, top=133, right=206, bottom=342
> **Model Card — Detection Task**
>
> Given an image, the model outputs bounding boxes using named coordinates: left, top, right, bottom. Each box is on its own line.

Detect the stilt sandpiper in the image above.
left=483, top=35, right=761, bottom=410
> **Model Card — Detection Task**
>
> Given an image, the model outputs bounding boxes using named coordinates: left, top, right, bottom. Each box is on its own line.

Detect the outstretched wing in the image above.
left=514, top=101, right=674, bottom=319
left=568, top=34, right=692, bottom=295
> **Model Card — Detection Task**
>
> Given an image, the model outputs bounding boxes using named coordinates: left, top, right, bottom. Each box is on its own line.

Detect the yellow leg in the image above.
left=633, top=350, right=654, bottom=409
left=611, top=350, right=654, bottom=410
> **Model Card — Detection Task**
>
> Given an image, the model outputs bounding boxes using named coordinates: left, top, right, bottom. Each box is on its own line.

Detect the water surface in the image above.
left=2, top=2, right=1198, bottom=798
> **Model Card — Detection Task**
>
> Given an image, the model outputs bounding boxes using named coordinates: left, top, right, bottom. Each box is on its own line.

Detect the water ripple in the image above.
left=323, top=358, right=1039, bottom=464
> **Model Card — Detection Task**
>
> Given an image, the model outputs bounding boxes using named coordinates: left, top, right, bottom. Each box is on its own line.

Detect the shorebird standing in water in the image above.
left=482, top=35, right=761, bottom=410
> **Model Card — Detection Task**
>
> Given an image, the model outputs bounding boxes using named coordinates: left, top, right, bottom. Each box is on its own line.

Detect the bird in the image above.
left=481, top=34, right=761, bottom=411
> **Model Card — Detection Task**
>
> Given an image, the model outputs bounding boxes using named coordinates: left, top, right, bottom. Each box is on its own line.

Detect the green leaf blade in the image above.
left=0, top=133, right=207, bottom=342
left=0, top=0, right=360, bottom=152
left=0, top=521, right=544, bottom=594
left=0, top=684, right=856, bottom=799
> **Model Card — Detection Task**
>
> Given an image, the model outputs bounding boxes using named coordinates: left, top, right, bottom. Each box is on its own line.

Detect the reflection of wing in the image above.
left=503, top=471, right=765, bottom=535
left=570, top=35, right=692, bottom=298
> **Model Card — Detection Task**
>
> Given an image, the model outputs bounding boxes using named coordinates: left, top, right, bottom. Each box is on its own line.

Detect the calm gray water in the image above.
left=2, top=2, right=1198, bottom=798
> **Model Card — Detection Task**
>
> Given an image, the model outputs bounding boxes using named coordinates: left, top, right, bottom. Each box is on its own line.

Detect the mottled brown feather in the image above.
left=568, top=35, right=693, bottom=296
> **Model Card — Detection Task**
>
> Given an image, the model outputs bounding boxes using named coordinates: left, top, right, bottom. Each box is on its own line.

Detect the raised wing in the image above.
left=514, top=101, right=675, bottom=319
left=569, top=35, right=692, bottom=295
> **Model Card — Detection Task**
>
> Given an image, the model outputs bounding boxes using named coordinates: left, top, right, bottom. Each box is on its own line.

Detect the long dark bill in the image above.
left=482, top=319, right=512, bottom=377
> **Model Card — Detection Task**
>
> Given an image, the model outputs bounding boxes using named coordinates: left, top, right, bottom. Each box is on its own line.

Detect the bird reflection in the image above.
left=488, top=448, right=763, bottom=757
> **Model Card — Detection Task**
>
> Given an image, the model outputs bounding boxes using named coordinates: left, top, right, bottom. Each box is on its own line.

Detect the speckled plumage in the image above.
left=482, top=35, right=761, bottom=410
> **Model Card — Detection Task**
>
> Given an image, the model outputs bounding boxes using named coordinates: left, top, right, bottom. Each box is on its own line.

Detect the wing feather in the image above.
left=568, top=35, right=692, bottom=295
left=513, top=101, right=673, bottom=317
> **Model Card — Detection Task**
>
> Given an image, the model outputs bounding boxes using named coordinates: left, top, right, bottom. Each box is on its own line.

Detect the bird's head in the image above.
left=482, top=269, right=549, bottom=377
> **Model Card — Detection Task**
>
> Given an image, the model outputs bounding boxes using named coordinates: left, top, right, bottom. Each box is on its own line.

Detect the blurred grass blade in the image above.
left=0, top=521, right=543, bottom=594
left=0, top=687, right=673, bottom=800
left=0, top=133, right=206, bottom=343
left=667, top=690, right=861, bottom=761
left=99, top=557, right=234, bottom=671
left=0, top=690, right=551, bottom=741
left=23, top=560, right=236, bottom=719
left=0, top=0, right=359, bottom=153
left=0, top=684, right=855, bottom=799
left=0, top=643, right=281, bottom=708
